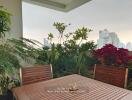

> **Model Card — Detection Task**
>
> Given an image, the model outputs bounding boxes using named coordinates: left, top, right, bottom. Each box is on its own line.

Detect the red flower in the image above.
left=94, top=44, right=131, bottom=67
left=128, top=56, right=132, bottom=60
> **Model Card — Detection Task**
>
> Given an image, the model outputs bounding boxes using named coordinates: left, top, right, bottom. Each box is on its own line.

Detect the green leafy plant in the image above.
left=0, top=38, right=40, bottom=95
left=36, top=22, right=97, bottom=77
left=48, top=33, right=54, bottom=44
left=0, top=74, right=10, bottom=95
left=0, top=71, right=20, bottom=95
left=53, top=22, right=68, bottom=44
left=0, top=6, right=11, bottom=38
left=0, top=7, right=40, bottom=95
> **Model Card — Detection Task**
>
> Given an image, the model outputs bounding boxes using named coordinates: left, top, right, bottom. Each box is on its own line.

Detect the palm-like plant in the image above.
left=0, top=7, right=40, bottom=95
left=0, top=38, right=40, bottom=95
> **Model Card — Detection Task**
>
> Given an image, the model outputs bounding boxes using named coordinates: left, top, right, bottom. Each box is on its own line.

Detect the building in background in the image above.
left=44, top=38, right=51, bottom=47
left=97, top=29, right=132, bottom=51
left=126, top=42, right=132, bottom=51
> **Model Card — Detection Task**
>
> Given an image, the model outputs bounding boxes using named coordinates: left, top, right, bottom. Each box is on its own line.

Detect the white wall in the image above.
left=0, top=0, right=22, bottom=39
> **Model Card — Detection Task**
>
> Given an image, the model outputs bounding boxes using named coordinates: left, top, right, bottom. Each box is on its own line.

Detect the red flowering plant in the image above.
left=94, top=44, right=132, bottom=67
left=117, top=48, right=129, bottom=66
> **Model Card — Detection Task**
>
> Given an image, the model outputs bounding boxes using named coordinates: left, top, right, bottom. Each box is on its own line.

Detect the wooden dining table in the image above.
left=13, top=74, right=132, bottom=100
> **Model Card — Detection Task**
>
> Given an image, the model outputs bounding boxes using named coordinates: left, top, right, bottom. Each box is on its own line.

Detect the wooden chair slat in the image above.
left=20, top=65, right=52, bottom=85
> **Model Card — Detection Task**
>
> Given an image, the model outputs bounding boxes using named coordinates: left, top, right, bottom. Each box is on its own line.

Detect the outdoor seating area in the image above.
left=0, top=0, right=132, bottom=100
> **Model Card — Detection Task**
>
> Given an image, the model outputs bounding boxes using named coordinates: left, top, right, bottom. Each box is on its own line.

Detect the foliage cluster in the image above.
left=36, top=22, right=97, bottom=77
left=0, top=7, right=39, bottom=95
left=94, top=44, right=132, bottom=67
left=0, top=6, right=11, bottom=38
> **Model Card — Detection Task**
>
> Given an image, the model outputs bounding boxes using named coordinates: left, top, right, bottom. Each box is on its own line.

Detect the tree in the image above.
left=48, top=33, right=54, bottom=44
left=53, top=22, right=68, bottom=44
left=37, top=23, right=97, bottom=77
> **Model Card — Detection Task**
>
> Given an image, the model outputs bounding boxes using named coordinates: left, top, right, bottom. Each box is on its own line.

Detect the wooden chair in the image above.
left=94, top=64, right=128, bottom=88
left=20, top=64, right=53, bottom=85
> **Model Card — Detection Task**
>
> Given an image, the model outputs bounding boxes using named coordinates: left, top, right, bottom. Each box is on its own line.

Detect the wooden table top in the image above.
left=13, top=74, right=132, bottom=100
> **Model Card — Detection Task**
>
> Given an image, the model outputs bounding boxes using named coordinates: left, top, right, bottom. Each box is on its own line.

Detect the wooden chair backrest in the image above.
left=94, top=65, right=128, bottom=88
left=20, top=65, right=53, bottom=85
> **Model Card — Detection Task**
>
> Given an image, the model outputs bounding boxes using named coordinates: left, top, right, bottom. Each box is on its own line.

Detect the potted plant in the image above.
left=0, top=6, right=39, bottom=100
left=93, top=44, right=132, bottom=88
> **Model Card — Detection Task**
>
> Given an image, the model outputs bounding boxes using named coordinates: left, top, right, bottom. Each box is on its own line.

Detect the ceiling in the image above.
left=23, top=0, right=92, bottom=12
left=50, top=0, right=73, bottom=5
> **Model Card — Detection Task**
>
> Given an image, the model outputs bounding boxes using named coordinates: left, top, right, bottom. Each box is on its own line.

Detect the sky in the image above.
left=22, top=0, right=132, bottom=44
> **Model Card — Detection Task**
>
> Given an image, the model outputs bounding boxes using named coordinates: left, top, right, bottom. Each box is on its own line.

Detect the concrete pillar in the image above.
left=0, top=0, right=23, bottom=39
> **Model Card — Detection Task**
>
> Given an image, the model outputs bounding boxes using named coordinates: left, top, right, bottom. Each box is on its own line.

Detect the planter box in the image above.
left=0, top=90, right=14, bottom=100
left=94, top=65, right=128, bottom=88
left=0, top=95, right=10, bottom=100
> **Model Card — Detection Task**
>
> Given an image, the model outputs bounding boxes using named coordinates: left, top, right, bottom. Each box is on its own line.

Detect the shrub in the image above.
left=36, top=22, right=97, bottom=77
left=94, top=44, right=132, bottom=67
